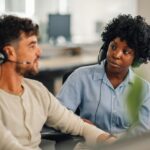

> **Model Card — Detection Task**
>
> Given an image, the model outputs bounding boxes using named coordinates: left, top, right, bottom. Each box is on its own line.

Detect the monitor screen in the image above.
left=48, top=14, right=71, bottom=41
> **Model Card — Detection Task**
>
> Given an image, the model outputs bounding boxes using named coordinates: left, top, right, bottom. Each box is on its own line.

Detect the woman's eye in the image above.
left=124, top=51, right=128, bottom=54
left=123, top=50, right=130, bottom=55
left=111, top=44, right=116, bottom=50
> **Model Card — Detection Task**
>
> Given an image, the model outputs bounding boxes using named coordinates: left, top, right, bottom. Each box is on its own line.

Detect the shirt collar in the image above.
left=93, top=60, right=106, bottom=81
left=93, top=60, right=135, bottom=85
left=124, top=67, right=135, bottom=85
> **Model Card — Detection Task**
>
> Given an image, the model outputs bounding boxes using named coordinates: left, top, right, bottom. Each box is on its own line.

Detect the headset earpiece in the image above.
left=98, top=43, right=106, bottom=64
left=0, top=51, right=8, bottom=64
left=98, top=43, right=108, bottom=64
left=98, top=49, right=103, bottom=64
left=98, top=49, right=102, bottom=64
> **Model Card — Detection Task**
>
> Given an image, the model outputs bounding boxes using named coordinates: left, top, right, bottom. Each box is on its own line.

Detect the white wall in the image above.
left=138, top=0, right=150, bottom=23
left=134, top=0, right=150, bottom=81
left=69, top=0, right=137, bottom=43
left=0, top=0, right=139, bottom=43
left=35, top=0, right=59, bottom=21
left=34, top=0, right=138, bottom=43
left=1, top=0, right=138, bottom=44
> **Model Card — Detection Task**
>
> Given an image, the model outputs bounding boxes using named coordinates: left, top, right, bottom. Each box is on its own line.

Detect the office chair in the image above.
left=41, top=124, right=84, bottom=150
left=41, top=124, right=73, bottom=142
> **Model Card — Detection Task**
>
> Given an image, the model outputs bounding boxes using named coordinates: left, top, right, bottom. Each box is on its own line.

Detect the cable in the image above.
left=94, top=71, right=105, bottom=124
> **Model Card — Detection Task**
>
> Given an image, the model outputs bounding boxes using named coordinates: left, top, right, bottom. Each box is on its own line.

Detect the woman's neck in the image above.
left=105, top=67, right=128, bottom=89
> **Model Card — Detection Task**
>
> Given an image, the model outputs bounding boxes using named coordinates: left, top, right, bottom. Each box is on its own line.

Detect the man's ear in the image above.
left=3, top=45, right=16, bottom=59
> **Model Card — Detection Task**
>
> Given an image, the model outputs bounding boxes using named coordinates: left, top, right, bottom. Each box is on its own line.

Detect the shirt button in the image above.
left=112, top=122, right=115, bottom=127
left=112, top=94, right=116, bottom=99
left=28, top=134, right=31, bottom=141
left=112, top=108, right=116, bottom=113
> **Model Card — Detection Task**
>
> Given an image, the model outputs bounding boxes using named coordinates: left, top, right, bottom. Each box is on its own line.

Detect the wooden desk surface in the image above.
left=39, top=53, right=98, bottom=71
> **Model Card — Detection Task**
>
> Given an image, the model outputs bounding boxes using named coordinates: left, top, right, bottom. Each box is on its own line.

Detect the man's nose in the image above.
left=36, top=45, right=42, bottom=56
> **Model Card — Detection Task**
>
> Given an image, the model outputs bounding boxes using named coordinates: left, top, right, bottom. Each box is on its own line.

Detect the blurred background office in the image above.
left=0, top=0, right=150, bottom=94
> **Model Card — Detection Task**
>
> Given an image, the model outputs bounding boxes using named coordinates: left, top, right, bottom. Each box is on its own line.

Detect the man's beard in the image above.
left=15, top=64, right=39, bottom=77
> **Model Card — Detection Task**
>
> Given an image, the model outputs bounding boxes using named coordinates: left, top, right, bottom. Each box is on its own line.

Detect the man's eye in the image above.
left=29, top=45, right=36, bottom=49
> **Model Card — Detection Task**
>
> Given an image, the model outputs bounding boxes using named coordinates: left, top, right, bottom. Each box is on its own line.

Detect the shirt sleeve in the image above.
left=125, top=81, right=150, bottom=137
left=127, top=96, right=150, bottom=136
left=0, top=121, right=33, bottom=150
left=56, top=70, right=82, bottom=112
left=46, top=93, right=106, bottom=145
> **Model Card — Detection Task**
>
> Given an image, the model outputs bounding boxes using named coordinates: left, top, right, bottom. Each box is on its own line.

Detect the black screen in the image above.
left=48, top=14, right=71, bottom=41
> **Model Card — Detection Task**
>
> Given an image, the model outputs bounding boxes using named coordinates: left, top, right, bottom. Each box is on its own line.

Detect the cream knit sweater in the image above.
left=0, top=78, right=105, bottom=150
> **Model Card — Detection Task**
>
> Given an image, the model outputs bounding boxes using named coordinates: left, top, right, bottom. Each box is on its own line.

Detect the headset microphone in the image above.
left=0, top=51, right=31, bottom=65
left=21, top=61, right=31, bottom=64
left=7, top=60, right=31, bottom=64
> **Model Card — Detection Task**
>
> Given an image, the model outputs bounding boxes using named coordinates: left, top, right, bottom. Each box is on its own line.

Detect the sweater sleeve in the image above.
left=0, top=121, right=32, bottom=150
left=46, top=93, right=106, bottom=145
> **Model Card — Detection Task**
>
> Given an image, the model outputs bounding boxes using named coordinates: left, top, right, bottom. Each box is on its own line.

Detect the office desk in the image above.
left=29, top=53, right=97, bottom=94
left=40, top=53, right=97, bottom=70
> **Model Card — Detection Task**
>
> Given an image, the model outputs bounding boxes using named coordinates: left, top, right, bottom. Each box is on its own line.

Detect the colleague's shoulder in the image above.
left=74, top=64, right=101, bottom=75
left=133, top=73, right=150, bottom=89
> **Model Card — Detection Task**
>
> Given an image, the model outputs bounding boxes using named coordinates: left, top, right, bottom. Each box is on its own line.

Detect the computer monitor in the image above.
left=48, top=14, right=71, bottom=42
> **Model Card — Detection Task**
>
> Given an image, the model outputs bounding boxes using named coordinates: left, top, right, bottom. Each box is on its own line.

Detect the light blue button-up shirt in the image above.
left=57, top=61, right=150, bottom=135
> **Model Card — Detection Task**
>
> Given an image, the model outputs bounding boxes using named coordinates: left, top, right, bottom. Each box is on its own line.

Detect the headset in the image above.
left=0, top=50, right=31, bottom=65
left=95, top=44, right=106, bottom=123
left=98, top=43, right=107, bottom=64
left=94, top=68, right=105, bottom=124
left=0, top=50, right=8, bottom=64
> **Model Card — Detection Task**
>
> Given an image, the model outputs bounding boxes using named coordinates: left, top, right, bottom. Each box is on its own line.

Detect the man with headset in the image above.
left=0, top=15, right=116, bottom=150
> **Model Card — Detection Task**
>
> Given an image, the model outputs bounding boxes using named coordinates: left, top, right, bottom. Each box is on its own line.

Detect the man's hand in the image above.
left=97, top=133, right=117, bottom=144
left=82, top=118, right=117, bottom=144
left=82, top=118, right=94, bottom=125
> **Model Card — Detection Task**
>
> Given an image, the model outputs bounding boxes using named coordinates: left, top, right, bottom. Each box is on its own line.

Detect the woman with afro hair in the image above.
left=57, top=14, right=150, bottom=138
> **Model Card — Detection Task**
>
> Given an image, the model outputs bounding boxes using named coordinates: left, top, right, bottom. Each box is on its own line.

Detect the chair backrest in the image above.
left=62, top=70, right=73, bottom=83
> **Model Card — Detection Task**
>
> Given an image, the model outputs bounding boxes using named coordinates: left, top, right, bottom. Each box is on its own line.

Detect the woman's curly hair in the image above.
left=0, top=15, right=39, bottom=52
left=98, top=14, right=150, bottom=67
